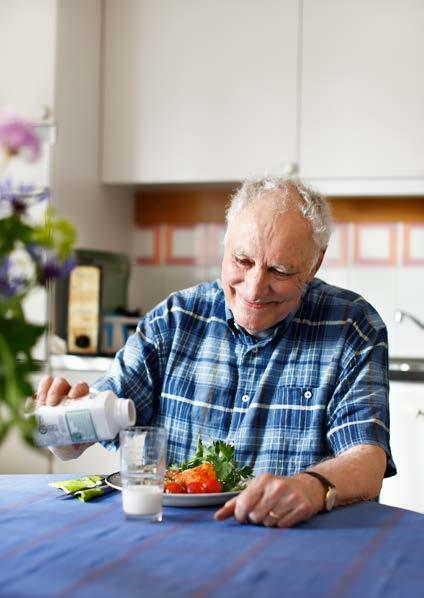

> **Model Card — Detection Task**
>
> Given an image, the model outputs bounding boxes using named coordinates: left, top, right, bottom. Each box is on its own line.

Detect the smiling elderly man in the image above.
left=36, top=177, right=395, bottom=527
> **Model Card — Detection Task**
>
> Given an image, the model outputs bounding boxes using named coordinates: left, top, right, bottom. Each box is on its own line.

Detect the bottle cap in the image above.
left=118, top=399, right=136, bottom=428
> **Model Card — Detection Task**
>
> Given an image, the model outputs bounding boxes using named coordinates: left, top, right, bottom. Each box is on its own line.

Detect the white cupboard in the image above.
left=102, top=0, right=299, bottom=183
left=300, top=0, right=424, bottom=180
left=380, top=381, right=424, bottom=514
left=101, top=0, right=424, bottom=191
left=0, top=0, right=56, bottom=120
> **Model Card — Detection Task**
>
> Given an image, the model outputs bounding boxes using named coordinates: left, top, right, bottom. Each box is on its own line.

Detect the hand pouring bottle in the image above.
left=31, top=391, right=136, bottom=447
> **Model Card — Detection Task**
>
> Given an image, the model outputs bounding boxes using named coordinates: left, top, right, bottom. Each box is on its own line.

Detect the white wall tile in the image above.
left=322, top=223, right=348, bottom=267
left=133, top=226, right=160, bottom=264
left=392, top=267, right=424, bottom=357
left=318, top=267, right=349, bottom=290
left=403, top=223, right=424, bottom=264
left=353, top=223, right=397, bottom=265
left=348, top=267, right=397, bottom=339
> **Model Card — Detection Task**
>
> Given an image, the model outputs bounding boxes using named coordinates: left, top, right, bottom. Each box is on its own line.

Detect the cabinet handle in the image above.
left=282, top=161, right=298, bottom=176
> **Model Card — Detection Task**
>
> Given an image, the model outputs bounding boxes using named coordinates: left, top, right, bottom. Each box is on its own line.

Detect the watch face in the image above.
left=326, top=488, right=337, bottom=511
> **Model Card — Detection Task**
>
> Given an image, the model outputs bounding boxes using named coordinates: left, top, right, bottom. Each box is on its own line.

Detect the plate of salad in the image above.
left=106, top=439, right=253, bottom=507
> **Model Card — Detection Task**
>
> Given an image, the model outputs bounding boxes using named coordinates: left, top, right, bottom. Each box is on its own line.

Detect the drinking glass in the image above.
left=119, top=426, right=167, bottom=522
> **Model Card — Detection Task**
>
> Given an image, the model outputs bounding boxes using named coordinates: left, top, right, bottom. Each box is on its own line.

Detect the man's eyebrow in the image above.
left=232, top=250, right=297, bottom=272
left=269, top=263, right=296, bottom=272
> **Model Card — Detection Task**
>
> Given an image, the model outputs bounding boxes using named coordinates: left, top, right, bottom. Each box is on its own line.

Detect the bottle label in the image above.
left=34, top=410, right=99, bottom=446
left=65, top=410, right=98, bottom=443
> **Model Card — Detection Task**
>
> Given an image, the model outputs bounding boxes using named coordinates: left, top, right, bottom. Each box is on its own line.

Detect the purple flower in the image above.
left=0, top=179, right=49, bottom=216
left=0, top=114, right=41, bottom=162
left=39, top=255, right=75, bottom=284
left=29, top=247, right=76, bottom=285
left=0, top=256, right=28, bottom=298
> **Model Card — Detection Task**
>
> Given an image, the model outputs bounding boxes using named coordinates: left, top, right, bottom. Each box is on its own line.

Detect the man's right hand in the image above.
left=35, top=376, right=94, bottom=459
left=35, top=375, right=90, bottom=408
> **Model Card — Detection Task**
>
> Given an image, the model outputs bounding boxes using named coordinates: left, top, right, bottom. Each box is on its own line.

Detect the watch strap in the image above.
left=302, top=470, right=336, bottom=511
left=302, top=470, right=335, bottom=490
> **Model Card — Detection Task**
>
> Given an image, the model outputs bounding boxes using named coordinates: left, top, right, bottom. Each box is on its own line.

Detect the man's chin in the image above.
left=234, top=314, right=271, bottom=336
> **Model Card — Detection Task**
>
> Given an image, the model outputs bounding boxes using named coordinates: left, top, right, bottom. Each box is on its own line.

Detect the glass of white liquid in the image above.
left=120, top=426, right=167, bottom=522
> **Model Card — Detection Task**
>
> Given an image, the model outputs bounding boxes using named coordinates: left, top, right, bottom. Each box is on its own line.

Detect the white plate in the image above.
left=163, top=490, right=239, bottom=507
left=105, top=472, right=240, bottom=507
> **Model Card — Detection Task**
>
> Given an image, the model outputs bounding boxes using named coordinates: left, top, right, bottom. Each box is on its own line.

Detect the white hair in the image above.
left=225, top=176, right=332, bottom=251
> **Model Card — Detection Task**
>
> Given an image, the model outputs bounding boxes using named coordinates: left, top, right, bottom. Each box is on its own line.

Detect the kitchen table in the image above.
left=0, top=475, right=422, bottom=597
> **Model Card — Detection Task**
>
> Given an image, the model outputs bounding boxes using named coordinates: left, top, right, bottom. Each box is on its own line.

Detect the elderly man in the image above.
left=36, top=177, right=395, bottom=527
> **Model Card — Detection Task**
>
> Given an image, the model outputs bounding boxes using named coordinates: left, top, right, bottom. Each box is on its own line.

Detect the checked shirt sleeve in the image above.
left=91, top=306, right=171, bottom=451
left=326, top=309, right=396, bottom=477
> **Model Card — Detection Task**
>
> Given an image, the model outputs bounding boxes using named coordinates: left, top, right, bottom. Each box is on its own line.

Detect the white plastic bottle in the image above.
left=32, top=391, right=136, bottom=447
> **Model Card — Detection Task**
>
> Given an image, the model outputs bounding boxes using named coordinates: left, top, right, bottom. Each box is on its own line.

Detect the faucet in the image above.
left=394, top=309, right=424, bottom=330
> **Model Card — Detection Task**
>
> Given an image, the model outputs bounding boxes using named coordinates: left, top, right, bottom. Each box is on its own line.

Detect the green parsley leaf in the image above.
left=171, top=438, right=253, bottom=492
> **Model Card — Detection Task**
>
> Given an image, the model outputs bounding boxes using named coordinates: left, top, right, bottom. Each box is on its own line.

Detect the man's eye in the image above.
left=234, top=256, right=250, bottom=266
left=271, top=269, right=291, bottom=278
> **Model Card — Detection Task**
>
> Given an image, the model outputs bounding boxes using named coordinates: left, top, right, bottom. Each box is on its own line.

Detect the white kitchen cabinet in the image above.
left=102, top=0, right=299, bottom=183
left=380, top=381, right=424, bottom=514
left=300, top=0, right=424, bottom=181
left=0, top=0, right=56, bottom=120
left=102, top=0, right=424, bottom=191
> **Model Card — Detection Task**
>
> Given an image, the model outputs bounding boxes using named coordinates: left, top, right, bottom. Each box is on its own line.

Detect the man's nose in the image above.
left=245, top=267, right=269, bottom=299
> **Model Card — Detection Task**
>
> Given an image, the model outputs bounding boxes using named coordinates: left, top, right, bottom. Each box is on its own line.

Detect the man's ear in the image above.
left=309, top=249, right=326, bottom=279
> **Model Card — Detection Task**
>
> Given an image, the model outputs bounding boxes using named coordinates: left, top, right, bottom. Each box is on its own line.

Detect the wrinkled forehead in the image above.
left=226, top=190, right=307, bottom=239
left=224, top=195, right=318, bottom=265
left=260, top=185, right=302, bottom=206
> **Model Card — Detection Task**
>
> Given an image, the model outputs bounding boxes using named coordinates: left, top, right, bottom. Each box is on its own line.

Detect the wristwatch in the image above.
left=302, top=470, right=337, bottom=512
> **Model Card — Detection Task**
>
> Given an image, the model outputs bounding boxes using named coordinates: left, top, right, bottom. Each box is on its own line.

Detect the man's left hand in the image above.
left=214, top=472, right=324, bottom=528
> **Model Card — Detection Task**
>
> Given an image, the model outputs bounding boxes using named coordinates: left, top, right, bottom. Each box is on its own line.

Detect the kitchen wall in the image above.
left=130, top=195, right=424, bottom=359
left=51, top=0, right=134, bottom=253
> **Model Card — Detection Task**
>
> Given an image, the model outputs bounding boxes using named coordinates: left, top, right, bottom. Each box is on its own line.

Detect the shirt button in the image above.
left=304, top=390, right=312, bottom=399
left=241, top=394, right=250, bottom=403
left=252, top=347, right=258, bottom=353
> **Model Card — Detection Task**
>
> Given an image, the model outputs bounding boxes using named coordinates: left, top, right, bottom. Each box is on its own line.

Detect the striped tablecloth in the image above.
left=0, top=475, right=423, bottom=597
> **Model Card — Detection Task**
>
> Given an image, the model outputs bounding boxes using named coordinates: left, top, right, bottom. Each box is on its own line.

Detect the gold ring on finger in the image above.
left=268, top=510, right=281, bottom=521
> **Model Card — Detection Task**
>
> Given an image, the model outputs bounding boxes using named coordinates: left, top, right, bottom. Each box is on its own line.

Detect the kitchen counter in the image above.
left=388, top=357, right=424, bottom=383
left=50, top=354, right=114, bottom=372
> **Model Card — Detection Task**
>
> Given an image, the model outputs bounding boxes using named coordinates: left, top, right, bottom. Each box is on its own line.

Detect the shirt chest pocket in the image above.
left=249, top=386, right=328, bottom=433
left=243, top=386, right=330, bottom=475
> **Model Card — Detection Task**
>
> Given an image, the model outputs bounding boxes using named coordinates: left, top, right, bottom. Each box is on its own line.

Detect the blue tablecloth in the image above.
left=0, top=475, right=423, bottom=597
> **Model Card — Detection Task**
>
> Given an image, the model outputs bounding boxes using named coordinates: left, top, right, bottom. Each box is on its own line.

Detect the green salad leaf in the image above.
left=170, top=438, right=253, bottom=492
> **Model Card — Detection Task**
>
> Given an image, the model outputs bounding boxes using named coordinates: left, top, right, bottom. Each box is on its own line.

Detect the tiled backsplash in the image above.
left=130, top=222, right=424, bottom=358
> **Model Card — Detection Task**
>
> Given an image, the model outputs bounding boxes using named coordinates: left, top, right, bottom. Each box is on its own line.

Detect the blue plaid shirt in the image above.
left=94, top=278, right=396, bottom=477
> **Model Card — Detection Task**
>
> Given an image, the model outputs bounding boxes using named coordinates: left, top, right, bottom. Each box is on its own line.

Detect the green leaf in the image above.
left=0, top=318, right=43, bottom=449
left=0, top=421, right=12, bottom=445
left=171, top=438, right=253, bottom=492
left=31, top=207, right=76, bottom=258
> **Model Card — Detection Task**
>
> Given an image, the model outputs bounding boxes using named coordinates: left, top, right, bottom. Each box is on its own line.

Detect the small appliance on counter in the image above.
left=102, top=308, right=141, bottom=354
left=53, top=249, right=141, bottom=356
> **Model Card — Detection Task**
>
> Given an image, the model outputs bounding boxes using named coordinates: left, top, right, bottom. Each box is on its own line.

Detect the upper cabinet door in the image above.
left=0, top=0, right=56, bottom=120
left=300, top=0, right=424, bottom=179
left=102, top=0, right=299, bottom=183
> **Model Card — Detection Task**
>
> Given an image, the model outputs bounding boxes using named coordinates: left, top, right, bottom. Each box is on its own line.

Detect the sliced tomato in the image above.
left=164, top=482, right=185, bottom=494
left=186, top=481, right=207, bottom=494
left=202, top=479, right=222, bottom=493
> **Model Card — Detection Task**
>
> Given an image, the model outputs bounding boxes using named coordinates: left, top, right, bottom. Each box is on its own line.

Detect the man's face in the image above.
left=221, top=194, right=323, bottom=335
